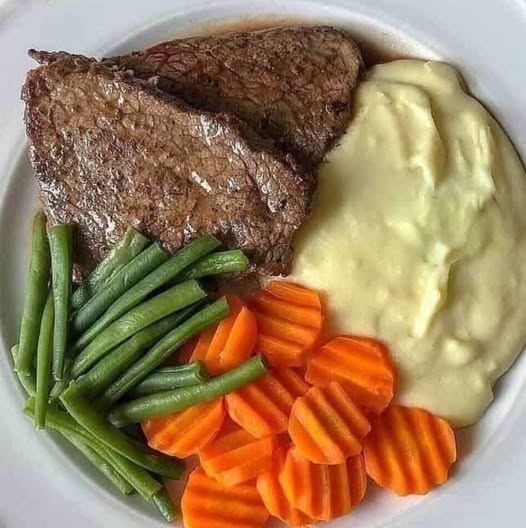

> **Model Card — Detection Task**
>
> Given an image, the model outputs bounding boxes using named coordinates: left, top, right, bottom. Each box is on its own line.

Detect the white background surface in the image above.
left=0, top=1, right=525, bottom=526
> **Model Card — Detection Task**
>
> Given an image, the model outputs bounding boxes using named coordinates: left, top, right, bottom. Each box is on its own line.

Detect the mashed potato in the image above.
left=292, top=60, right=526, bottom=426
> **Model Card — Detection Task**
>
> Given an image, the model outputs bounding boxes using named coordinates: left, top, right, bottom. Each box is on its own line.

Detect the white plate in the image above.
left=1, top=1, right=526, bottom=526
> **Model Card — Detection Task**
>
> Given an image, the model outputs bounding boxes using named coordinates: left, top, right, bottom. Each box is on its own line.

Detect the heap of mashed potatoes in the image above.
left=292, top=59, right=526, bottom=426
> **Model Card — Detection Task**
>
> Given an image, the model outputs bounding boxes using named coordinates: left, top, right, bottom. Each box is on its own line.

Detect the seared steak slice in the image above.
left=22, top=54, right=310, bottom=275
left=31, top=26, right=363, bottom=168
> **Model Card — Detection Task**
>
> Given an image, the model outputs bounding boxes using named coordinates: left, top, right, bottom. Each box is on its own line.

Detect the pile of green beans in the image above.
left=10, top=214, right=255, bottom=522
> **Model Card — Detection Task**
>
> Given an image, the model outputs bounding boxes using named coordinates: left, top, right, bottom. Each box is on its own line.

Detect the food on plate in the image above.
left=293, top=59, right=526, bottom=426
left=187, top=295, right=258, bottom=374
left=363, top=405, right=457, bottom=495
left=305, top=335, right=396, bottom=414
left=31, top=26, right=362, bottom=169
left=9, top=19, right=526, bottom=527
left=181, top=467, right=269, bottom=528
left=288, top=381, right=371, bottom=464
left=199, top=421, right=275, bottom=486
left=256, top=446, right=313, bottom=527
left=23, top=53, right=311, bottom=276
left=279, top=446, right=368, bottom=521
left=249, top=280, right=323, bottom=367
left=226, top=367, right=309, bottom=438
left=15, top=212, right=50, bottom=377
left=142, top=398, right=225, bottom=457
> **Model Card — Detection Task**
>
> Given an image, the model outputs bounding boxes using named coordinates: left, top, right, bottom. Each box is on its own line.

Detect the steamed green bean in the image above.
left=71, top=227, right=149, bottom=310
left=71, top=280, right=206, bottom=377
left=48, top=224, right=73, bottom=380
left=131, top=362, right=209, bottom=397
left=16, top=212, right=51, bottom=376
left=109, top=355, right=268, bottom=427
left=72, top=235, right=221, bottom=351
left=35, top=294, right=54, bottom=429
left=96, top=298, right=229, bottom=410
left=72, top=243, right=168, bottom=335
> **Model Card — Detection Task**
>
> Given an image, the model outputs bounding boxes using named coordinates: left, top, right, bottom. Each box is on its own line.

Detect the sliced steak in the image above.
left=22, top=54, right=311, bottom=275
left=31, top=26, right=362, bottom=168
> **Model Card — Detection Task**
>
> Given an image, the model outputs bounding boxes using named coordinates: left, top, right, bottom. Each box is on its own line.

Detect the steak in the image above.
left=31, top=26, right=363, bottom=169
left=22, top=54, right=311, bottom=275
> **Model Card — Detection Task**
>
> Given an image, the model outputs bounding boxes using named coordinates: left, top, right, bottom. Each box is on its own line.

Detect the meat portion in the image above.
left=31, top=26, right=363, bottom=168
left=22, top=54, right=311, bottom=275
left=112, top=26, right=362, bottom=168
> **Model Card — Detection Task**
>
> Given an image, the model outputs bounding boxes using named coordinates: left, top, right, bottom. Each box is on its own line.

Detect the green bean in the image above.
left=177, top=250, right=249, bottom=281
left=10, top=345, right=35, bottom=396
left=131, top=362, right=209, bottom=397
left=16, top=212, right=51, bottom=376
left=60, top=389, right=184, bottom=479
left=48, top=357, right=71, bottom=402
left=97, top=298, right=229, bottom=410
left=72, top=243, right=168, bottom=335
left=35, top=294, right=54, bottom=429
left=152, top=487, right=178, bottom=522
left=71, top=280, right=206, bottom=378
left=72, top=227, right=150, bottom=310
left=24, top=399, right=161, bottom=499
left=48, top=224, right=73, bottom=380
left=72, top=235, right=221, bottom=351
left=109, top=355, right=268, bottom=427
left=59, top=428, right=134, bottom=496
left=75, top=310, right=194, bottom=399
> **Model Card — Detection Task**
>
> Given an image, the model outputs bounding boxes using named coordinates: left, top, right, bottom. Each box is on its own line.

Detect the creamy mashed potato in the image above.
left=292, top=60, right=526, bottom=426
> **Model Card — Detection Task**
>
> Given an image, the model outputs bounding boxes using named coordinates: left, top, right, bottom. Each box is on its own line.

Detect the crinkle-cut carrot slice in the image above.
left=250, top=281, right=323, bottom=368
left=199, top=421, right=275, bottom=487
left=142, top=398, right=225, bottom=458
left=256, top=446, right=313, bottom=527
left=188, top=295, right=257, bottom=375
left=306, top=335, right=396, bottom=414
left=182, top=467, right=269, bottom=528
left=363, top=405, right=457, bottom=496
left=266, top=281, right=322, bottom=309
left=226, top=367, right=309, bottom=438
left=279, top=446, right=367, bottom=521
left=289, top=382, right=370, bottom=464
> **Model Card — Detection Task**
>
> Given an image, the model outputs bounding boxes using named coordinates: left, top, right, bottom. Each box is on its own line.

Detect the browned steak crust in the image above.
left=22, top=54, right=311, bottom=275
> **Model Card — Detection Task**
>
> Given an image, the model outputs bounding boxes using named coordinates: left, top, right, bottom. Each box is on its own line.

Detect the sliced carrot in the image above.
left=142, top=398, right=225, bottom=458
left=266, top=281, right=322, bottom=309
left=188, top=295, right=257, bottom=375
left=250, top=281, right=323, bottom=367
left=288, top=382, right=370, bottom=464
left=226, top=367, right=309, bottom=438
left=182, top=467, right=269, bottom=528
left=363, top=405, right=456, bottom=496
left=306, top=335, right=395, bottom=414
left=199, top=421, right=275, bottom=487
left=279, top=445, right=367, bottom=521
left=256, top=446, right=312, bottom=527
left=189, top=325, right=216, bottom=362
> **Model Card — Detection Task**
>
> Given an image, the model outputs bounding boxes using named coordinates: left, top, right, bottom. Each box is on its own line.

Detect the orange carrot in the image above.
left=306, top=335, right=395, bottom=414
left=256, top=446, right=312, bottom=527
left=226, top=367, right=309, bottom=438
left=363, top=405, right=456, bottom=496
left=279, top=446, right=367, bottom=521
left=199, top=421, right=275, bottom=487
left=142, top=398, right=224, bottom=458
left=288, top=382, right=370, bottom=464
left=188, top=296, right=257, bottom=375
left=182, top=467, right=269, bottom=528
left=250, top=281, right=323, bottom=367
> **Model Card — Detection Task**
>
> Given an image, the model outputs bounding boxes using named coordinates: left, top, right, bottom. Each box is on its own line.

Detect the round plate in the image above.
left=1, top=1, right=526, bottom=526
